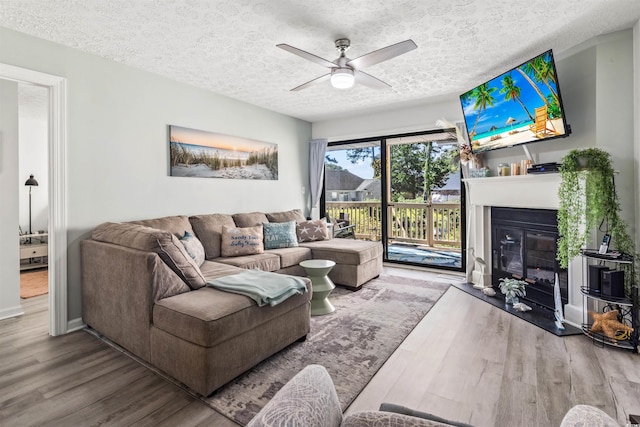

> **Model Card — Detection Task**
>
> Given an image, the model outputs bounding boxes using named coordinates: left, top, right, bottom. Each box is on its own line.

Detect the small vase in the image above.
left=505, top=294, right=519, bottom=305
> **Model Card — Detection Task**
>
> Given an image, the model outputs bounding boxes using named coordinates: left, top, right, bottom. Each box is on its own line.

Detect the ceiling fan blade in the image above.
left=354, top=70, right=391, bottom=89
left=290, top=73, right=331, bottom=91
left=347, top=39, right=417, bottom=70
left=277, top=44, right=338, bottom=69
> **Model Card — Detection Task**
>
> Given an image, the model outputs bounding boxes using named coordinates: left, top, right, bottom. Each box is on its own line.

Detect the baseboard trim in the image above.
left=0, top=305, right=25, bottom=321
left=67, top=317, right=85, bottom=332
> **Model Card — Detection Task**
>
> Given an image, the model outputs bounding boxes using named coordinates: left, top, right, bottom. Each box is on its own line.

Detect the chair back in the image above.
left=531, top=105, right=547, bottom=133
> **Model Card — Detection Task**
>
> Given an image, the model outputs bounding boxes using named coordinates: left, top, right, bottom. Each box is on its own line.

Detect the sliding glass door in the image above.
left=323, top=130, right=464, bottom=272
left=385, top=133, right=462, bottom=269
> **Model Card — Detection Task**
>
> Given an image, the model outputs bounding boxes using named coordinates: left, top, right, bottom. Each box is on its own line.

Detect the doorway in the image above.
left=19, top=84, right=50, bottom=300
left=0, top=63, right=68, bottom=336
left=323, top=129, right=465, bottom=272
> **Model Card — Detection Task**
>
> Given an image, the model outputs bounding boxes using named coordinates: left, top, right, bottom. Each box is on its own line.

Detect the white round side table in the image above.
left=299, top=259, right=336, bottom=316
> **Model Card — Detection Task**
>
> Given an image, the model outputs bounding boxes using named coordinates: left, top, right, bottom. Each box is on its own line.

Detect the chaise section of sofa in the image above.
left=81, top=218, right=311, bottom=396
left=299, top=238, right=383, bottom=289
left=151, top=283, right=311, bottom=395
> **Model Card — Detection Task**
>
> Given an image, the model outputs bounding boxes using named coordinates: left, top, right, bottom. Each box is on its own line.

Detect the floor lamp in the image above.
left=25, top=174, right=39, bottom=244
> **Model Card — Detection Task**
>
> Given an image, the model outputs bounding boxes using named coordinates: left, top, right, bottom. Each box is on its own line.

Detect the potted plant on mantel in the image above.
left=556, top=147, right=637, bottom=297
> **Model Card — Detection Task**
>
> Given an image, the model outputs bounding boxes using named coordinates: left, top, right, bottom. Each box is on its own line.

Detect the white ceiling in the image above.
left=1, top=0, right=639, bottom=123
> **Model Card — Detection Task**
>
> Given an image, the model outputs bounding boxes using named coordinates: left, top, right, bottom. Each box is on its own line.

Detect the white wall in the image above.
left=312, top=96, right=462, bottom=141
left=595, top=32, right=635, bottom=239
left=0, top=27, right=312, bottom=322
left=0, top=80, right=24, bottom=320
left=18, top=85, right=49, bottom=234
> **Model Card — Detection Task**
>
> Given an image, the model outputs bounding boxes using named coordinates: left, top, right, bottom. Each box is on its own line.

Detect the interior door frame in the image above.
left=0, top=63, right=68, bottom=336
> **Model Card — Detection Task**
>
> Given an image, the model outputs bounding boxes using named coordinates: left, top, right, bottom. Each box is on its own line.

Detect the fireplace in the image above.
left=491, top=207, right=568, bottom=310
left=464, top=173, right=584, bottom=327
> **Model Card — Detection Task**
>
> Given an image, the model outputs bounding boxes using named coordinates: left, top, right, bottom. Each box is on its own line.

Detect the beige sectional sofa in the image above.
left=81, top=209, right=382, bottom=396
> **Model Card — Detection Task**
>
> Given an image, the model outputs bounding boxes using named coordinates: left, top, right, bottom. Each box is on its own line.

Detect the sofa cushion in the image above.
left=152, top=284, right=310, bottom=347
left=216, top=253, right=281, bottom=271
left=189, top=213, right=235, bottom=260
left=297, top=218, right=330, bottom=242
left=233, top=211, right=269, bottom=228
left=299, top=239, right=383, bottom=265
left=179, top=231, right=205, bottom=267
left=265, top=209, right=306, bottom=223
left=221, top=225, right=264, bottom=257
left=130, top=215, right=194, bottom=238
left=199, top=260, right=245, bottom=281
left=263, top=221, right=298, bottom=250
left=92, top=222, right=206, bottom=289
left=268, top=246, right=312, bottom=268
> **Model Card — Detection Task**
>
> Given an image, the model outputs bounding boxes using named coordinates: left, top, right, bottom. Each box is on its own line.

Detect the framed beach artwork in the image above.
left=169, top=125, right=278, bottom=180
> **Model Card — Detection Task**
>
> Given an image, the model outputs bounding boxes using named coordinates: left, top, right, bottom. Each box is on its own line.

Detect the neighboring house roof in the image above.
left=355, top=178, right=379, bottom=192
left=325, top=169, right=364, bottom=191
left=435, top=173, right=461, bottom=192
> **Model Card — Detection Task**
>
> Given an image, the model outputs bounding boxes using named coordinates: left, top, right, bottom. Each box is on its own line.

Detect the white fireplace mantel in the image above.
left=463, top=173, right=583, bottom=327
left=464, top=173, right=561, bottom=209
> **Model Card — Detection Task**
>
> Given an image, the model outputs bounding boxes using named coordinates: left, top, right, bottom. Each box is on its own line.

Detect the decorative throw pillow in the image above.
left=221, top=225, right=264, bottom=257
left=179, top=231, right=205, bottom=267
left=263, top=221, right=299, bottom=250
left=296, top=218, right=329, bottom=242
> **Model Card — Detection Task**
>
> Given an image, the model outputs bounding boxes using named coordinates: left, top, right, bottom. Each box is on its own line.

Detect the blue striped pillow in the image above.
left=263, top=221, right=298, bottom=250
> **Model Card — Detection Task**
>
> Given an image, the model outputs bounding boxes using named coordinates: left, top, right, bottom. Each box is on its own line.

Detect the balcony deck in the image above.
left=327, top=201, right=463, bottom=269
left=387, top=242, right=462, bottom=268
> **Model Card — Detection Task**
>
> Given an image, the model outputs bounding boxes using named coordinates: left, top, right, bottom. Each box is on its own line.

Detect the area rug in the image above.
left=203, top=274, right=450, bottom=425
left=20, top=269, right=48, bottom=299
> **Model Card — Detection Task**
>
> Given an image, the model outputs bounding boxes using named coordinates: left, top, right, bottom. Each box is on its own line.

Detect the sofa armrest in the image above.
left=560, top=405, right=619, bottom=427
left=247, top=365, right=342, bottom=427
left=81, top=239, right=189, bottom=361
left=343, top=411, right=457, bottom=427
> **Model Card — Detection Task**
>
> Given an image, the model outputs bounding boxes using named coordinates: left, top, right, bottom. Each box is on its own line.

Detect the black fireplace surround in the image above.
left=491, top=207, right=568, bottom=311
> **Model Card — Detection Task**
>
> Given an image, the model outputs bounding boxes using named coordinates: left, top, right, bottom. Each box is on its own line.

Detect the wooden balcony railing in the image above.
left=326, top=201, right=462, bottom=248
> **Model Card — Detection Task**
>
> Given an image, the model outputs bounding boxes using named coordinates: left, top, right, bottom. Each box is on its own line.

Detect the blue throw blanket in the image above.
left=207, top=269, right=307, bottom=307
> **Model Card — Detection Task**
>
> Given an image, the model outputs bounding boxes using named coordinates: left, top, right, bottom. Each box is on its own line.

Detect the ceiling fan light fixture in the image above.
left=331, top=68, right=355, bottom=89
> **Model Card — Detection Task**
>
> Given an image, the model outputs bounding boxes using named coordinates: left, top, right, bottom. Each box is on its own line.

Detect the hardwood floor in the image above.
left=1, top=266, right=638, bottom=426
left=349, top=267, right=640, bottom=426
left=0, top=295, right=237, bottom=426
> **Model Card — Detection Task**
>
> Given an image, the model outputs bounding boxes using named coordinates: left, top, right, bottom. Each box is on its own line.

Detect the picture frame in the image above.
left=169, top=125, right=278, bottom=180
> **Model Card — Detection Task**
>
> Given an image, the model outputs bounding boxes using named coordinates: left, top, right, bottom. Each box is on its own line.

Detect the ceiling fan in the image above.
left=276, top=38, right=417, bottom=91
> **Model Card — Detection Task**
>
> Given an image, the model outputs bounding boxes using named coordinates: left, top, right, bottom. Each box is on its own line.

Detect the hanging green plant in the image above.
left=556, top=148, right=636, bottom=296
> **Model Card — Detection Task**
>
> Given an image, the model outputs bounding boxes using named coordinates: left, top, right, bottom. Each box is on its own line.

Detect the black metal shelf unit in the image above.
left=580, top=250, right=638, bottom=353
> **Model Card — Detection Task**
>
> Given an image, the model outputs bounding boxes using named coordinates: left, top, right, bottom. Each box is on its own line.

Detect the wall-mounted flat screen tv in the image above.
left=459, top=49, right=570, bottom=154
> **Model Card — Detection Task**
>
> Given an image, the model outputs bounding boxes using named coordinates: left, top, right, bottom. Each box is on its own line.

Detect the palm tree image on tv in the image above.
left=461, top=51, right=567, bottom=153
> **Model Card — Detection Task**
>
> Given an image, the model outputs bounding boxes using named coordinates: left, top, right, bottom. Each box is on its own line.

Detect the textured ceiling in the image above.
left=1, top=0, right=639, bottom=122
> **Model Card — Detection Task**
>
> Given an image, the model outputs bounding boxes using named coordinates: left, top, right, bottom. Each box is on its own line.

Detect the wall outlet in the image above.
left=301, top=186, right=305, bottom=195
